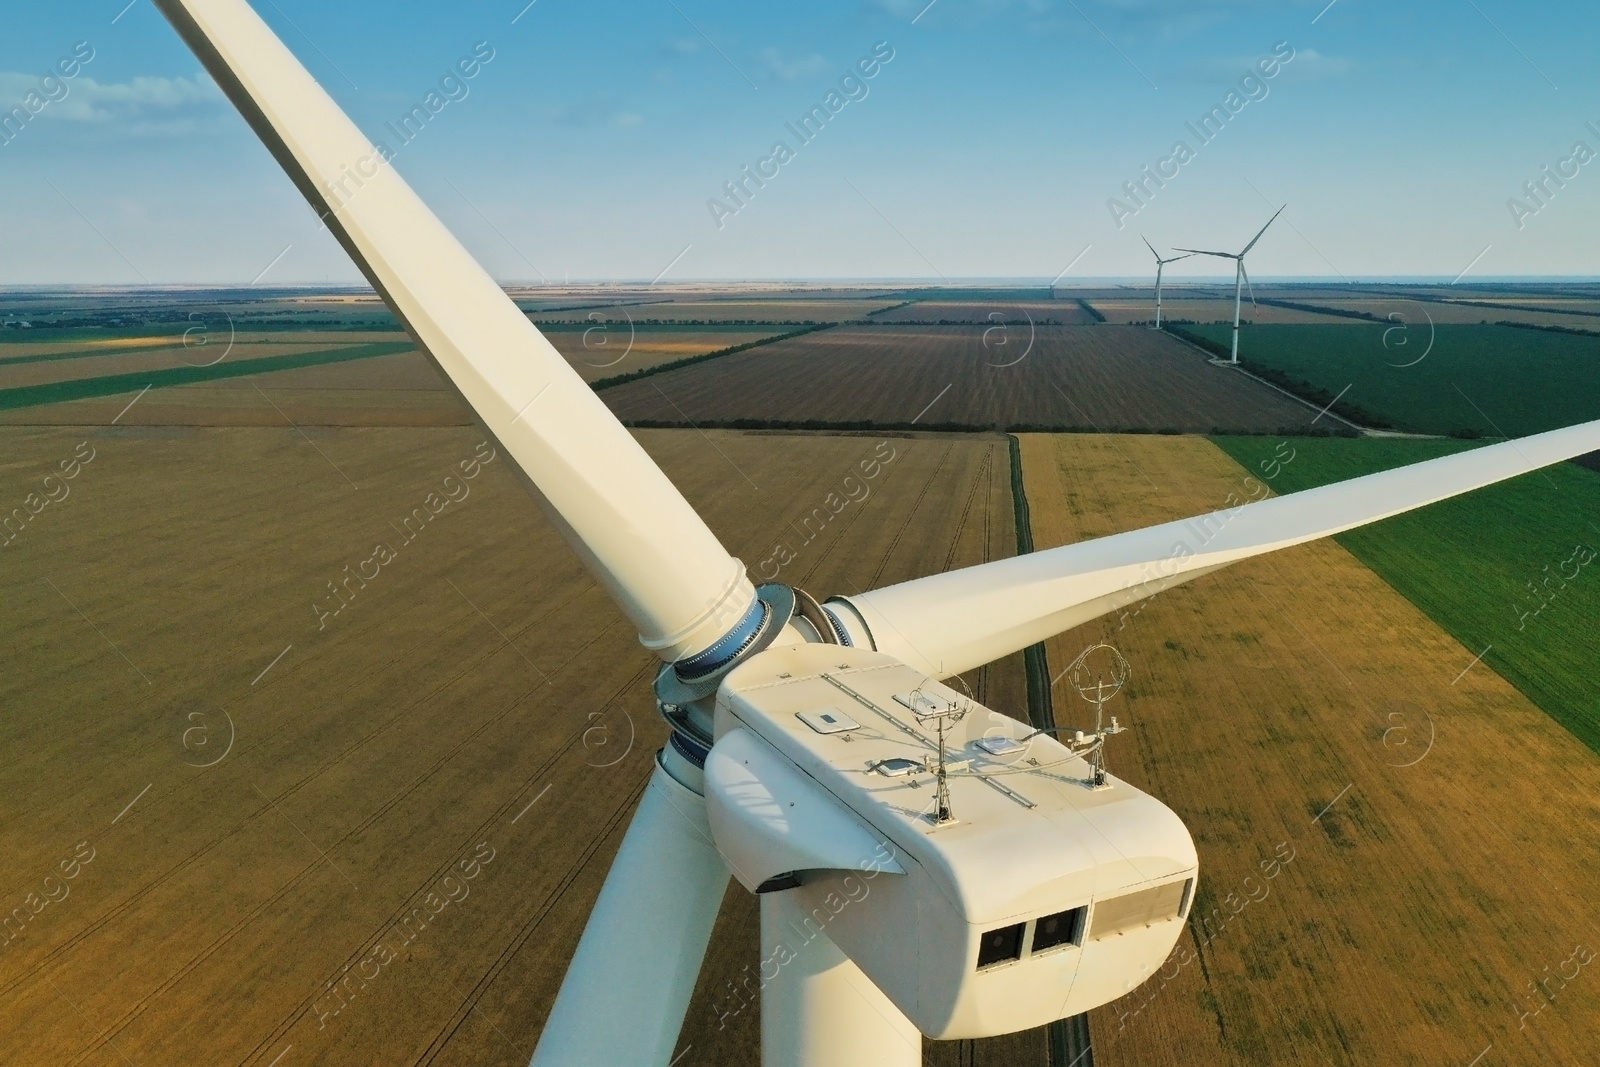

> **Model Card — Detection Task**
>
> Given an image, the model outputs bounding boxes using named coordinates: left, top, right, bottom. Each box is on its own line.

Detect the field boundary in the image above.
left=533, top=322, right=778, bottom=334
left=1493, top=318, right=1600, bottom=338
left=620, top=418, right=1327, bottom=437
left=1255, top=297, right=1379, bottom=321
left=520, top=297, right=673, bottom=315
left=589, top=324, right=836, bottom=391
left=1211, top=434, right=1600, bottom=756
left=0, top=338, right=368, bottom=369
left=1007, top=433, right=1096, bottom=1067
left=1160, top=326, right=1375, bottom=433
left=1224, top=365, right=1373, bottom=434
left=1356, top=290, right=1600, bottom=320
left=1238, top=294, right=1600, bottom=329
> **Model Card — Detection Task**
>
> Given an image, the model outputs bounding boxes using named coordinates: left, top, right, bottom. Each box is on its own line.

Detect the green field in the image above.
left=1189, top=322, right=1600, bottom=436
left=0, top=341, right=413, bottom=411
left=1214, top=435, right=1600, bottom=754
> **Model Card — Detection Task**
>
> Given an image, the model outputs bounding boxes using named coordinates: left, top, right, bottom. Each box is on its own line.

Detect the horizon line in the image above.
left=7, top=274, right=1600, bottom=294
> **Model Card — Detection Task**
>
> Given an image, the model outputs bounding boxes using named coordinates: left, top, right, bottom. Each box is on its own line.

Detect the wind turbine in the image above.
left=1141, top=237, right=1191, bottom=329
left=1177, top=206, right=1283, bottom=363
left=149, top=4, right=1600, bottom=1065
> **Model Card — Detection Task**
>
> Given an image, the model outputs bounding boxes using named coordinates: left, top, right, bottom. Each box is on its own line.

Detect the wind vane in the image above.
left=1067, top=643, right=1130, bottom=788
left=906, top=687, right=970, bottom=824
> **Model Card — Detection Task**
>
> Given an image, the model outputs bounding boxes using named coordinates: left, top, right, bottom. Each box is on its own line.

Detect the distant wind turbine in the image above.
left=1140, top=237, right=1191, bottom=329
left=1177, top=206, right=1284, bottom=364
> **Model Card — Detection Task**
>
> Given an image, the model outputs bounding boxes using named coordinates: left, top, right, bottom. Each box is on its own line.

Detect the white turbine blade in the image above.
left=1173, top=248, right=1236, bottom=259
left=839, top=420, right=1600, bottom=679
left=533, top=758, right=729, bottom=1066
left=1240, top=205, right=1285, bottom=255
left=1162, top=253, right=1195, bottom=265
left=1141, top=235, right=1160, bottom=260
left=153, top=0, right=755, bottom=661
left=1241, top=261, right=1258, bottom=307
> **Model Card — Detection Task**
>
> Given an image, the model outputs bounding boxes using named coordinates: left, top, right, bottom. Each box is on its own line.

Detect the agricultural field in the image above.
left=7, top=282, right=1598, bottom=1067
left=0, top=326, right=797, bottom=427
left=870, top=300, right=1095, bottom=324
left=540, top=324, right=789, bottom=382
left=1213, top=435, right=1600, bottom=755
left=0, top=286, right=907, bottom=337
left=0, top=288, right=399, bottom=333
left=504, top=285, right=906, bottom=309
left=1076, top=284, right=1600, bottom=329
left=1086, top=295, right=1355, bottom=325
left=1019, top=433, right=1600, bottom=1067
left=527, top=299, right=898, bottom=324
left=0, top=421, right=1037, bottom=1065
left=0, top=340, right=419, bottom=424
left=600, top=324, right=1325, bottom=434
left=0, top=340, right=395, bottom=393
left=1264, top=295, right=1600, bottom=329
left=1184, top=322, right=1600, bottom=436
left=0, top=369, right=472, bottom=429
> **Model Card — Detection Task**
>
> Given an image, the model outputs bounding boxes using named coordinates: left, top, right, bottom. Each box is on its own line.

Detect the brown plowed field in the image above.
left=1020, top=434, right=1600, bottom=1067
left=0, top=424, right=1033, bottom=1065
left=544, top=328, right=784, bottom=381
left=871, top=300, right=1096, bottom=324
left=602, top=325, right=1322, bottom=433
left=530, top=300, right=896, bottom=323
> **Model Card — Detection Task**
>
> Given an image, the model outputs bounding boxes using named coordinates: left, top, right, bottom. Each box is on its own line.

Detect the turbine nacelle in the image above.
left=705, top=643, right=1197, bottom=1040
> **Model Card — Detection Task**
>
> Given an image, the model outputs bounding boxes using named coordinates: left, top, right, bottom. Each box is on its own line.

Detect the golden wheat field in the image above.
left=1019, top=434, right=1600, bottom=1067
left=0, top=424, right=1042, bottom=1066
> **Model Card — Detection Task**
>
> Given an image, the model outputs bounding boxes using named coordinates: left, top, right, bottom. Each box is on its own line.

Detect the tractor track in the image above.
left=57, top=619, right=642, bottom=1065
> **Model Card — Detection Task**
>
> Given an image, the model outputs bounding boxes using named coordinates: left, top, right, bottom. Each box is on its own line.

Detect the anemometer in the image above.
left=1066, top=643, right=1130, bottom=788
left=903, top=688, right=970, bottom=824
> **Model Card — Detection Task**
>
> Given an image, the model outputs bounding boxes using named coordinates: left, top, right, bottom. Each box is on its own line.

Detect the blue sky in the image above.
left=2, top=0, right=1597, bottom=284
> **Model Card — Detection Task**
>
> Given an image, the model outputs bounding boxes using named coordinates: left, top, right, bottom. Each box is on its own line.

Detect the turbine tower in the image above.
left=1177, top=206, right=1284, bottom=363
left=148, top=5, right=1600, bottom=1064
left=1140, top=236, right=1191, bottom=329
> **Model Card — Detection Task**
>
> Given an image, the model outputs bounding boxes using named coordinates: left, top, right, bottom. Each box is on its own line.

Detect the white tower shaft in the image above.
left=760, top=893, right=922, bottom=1067
left=1155, top=260, right=1165, bottom=328
left=1231, top=258, right=1244, bottom=363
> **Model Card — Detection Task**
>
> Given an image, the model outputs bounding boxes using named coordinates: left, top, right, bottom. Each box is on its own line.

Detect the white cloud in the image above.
left=756, top=48, right=831, bottom=82
left=542, top=93, right=646, bottom=129
left=1178, top=47, right=1351, bottom=84
left=1288, top=49, right=1355, bottom=78
left=868, top=0, right=1307, bottom=39
left=0, top=71, right=222, bottom=133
